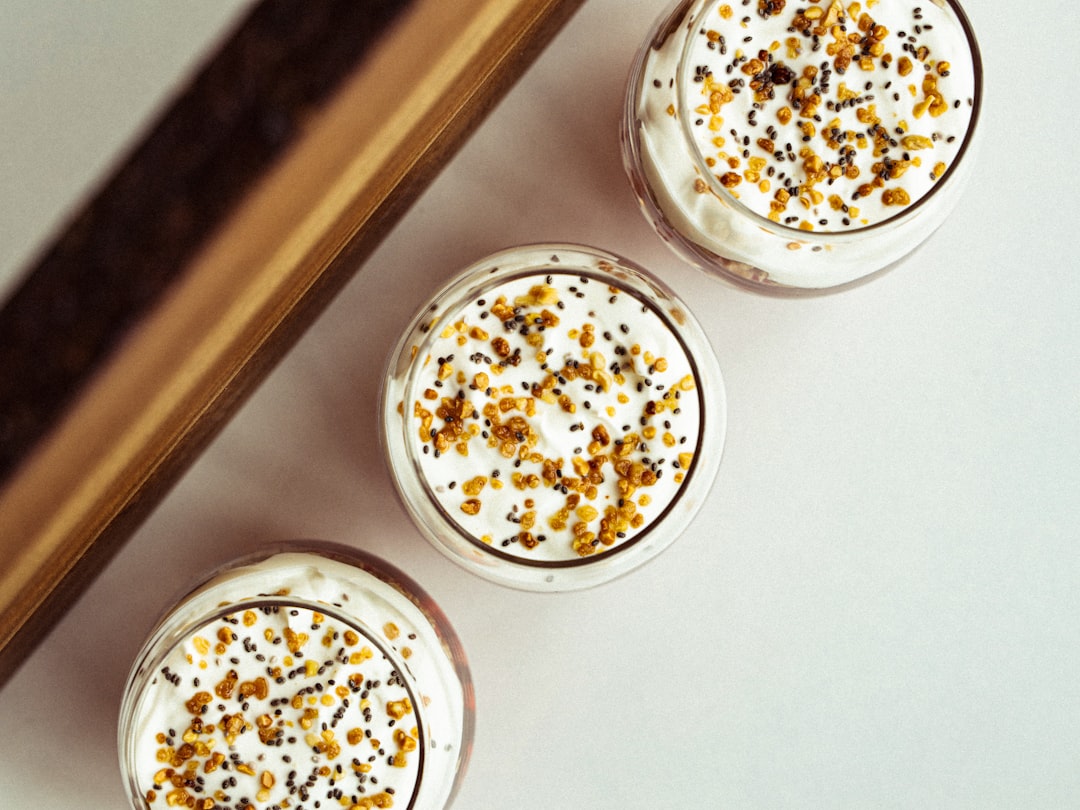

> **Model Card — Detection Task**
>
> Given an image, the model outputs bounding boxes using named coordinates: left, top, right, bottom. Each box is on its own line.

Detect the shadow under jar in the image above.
left=622, top=0, right=983, bottom=294
left=118, top=542, right=473, bottom=810
left=380, top=244, right=726, bottom=591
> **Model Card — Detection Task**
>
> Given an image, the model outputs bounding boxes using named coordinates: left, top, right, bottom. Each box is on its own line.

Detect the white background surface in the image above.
left=2, top=1, right=1079, bottom=808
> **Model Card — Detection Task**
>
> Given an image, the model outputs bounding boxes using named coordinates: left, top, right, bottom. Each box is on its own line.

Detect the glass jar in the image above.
left=380, top=243, right=726, bottom=591
left=118, top=541, right=473, bottom=810
left=621, top=0, right=983, bottom=294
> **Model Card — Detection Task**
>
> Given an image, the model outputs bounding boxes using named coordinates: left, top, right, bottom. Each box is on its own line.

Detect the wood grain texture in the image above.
left=0, top=0, right=412, bottom=483
left=0, top=0, right=585, bottom=687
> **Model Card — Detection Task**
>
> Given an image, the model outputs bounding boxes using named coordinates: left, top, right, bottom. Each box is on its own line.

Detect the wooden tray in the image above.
left=0, top=0, right=584, bottom=687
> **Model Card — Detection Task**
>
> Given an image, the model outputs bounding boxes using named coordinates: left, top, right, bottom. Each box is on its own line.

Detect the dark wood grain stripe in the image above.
left=0, top=0, right=412, bottom=483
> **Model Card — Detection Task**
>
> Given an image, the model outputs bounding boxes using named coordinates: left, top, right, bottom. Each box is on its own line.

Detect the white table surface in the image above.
left=3, top=1, right=1079, bottom=807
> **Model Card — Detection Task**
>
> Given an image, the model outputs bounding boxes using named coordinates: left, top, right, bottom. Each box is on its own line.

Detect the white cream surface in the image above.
left=405, top=272, right=704, bottom=563
left=631, top=0, right=979, bottom=287
left=124, top=553, right=467, bottom=810
left=682, top=0, right=976, bottom=227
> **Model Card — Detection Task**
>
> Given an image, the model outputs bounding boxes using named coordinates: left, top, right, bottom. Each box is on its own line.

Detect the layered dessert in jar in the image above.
left=118, top=543, right=473, bottom=810
left=381, top=244, right=725, bottom=591
left=622, top=0, right=982, bottom=292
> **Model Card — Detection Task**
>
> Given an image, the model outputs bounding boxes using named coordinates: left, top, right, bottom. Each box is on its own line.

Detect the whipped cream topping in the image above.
left=403, top=271, right=705, bottom=564
left=122, top=552, right=469, bottom=810
left=681, top=0, right=977, bottom=229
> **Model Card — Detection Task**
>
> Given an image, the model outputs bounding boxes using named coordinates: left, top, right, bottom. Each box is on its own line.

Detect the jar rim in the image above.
left=380, top=243, right=726, bottom=590
left=117, top=542, right=473, bottom=810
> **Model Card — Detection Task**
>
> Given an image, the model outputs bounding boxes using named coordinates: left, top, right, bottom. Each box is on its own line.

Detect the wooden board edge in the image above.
left=0, top=0, right=586, bottom=688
